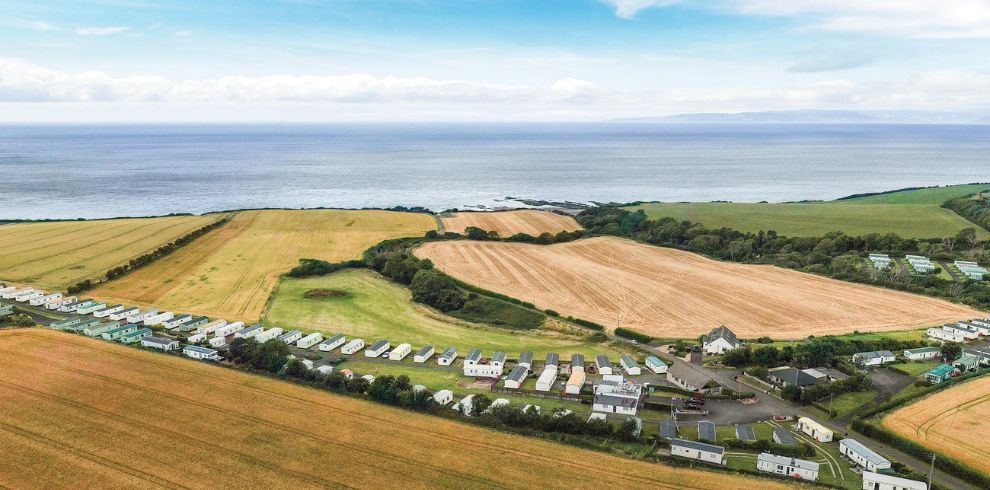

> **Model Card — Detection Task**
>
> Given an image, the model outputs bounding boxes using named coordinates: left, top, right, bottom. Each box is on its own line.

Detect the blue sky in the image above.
left=3, top=0, right=990, bottom=121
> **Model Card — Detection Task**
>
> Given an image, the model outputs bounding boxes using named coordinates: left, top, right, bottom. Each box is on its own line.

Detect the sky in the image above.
left=2, top=0, right=990, bottom=121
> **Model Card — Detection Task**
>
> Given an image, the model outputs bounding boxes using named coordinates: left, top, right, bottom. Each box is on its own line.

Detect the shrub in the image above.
left=614, top=327, right=652, bottom=343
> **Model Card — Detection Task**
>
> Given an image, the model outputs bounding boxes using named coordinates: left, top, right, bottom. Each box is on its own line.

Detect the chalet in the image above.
left=702, top=325, right=740, bottom=354
left=924, top=364, right=955, bottom=384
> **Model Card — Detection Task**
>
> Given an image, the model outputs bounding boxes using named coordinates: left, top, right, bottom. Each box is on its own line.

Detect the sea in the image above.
left=1, top=123, right=988, bottom=220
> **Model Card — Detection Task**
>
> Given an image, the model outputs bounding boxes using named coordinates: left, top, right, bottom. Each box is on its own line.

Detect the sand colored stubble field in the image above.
left=0, top=329, right=799, bottom=490
left=884, top=376, right=990, bottom=474
left=93, top=209, right=436, bottom=321
left=0, top=214, right=225, bottom=289
left=417, top=237, right=982, bottom=339
left=441, top=210, right=581, bottom=237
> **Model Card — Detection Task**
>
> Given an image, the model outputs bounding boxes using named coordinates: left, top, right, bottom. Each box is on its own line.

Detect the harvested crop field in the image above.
left=0, top=214, right=226, bottom=289
left=441, top=210, right=581, bottom=237
left=0, top=329, right=795, bottom=490
left=417, top=237, right=981, bottom=339
left=93, top=209, right=436, bottom=321
left=884, top=376, right=990, bottom=474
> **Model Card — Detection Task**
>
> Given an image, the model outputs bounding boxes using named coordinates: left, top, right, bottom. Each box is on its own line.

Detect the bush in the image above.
left=614, top=327, right=652, bottom=343
left=409, top=269, right=465, bottom=312
left=448, top=296, right=544, bottom=330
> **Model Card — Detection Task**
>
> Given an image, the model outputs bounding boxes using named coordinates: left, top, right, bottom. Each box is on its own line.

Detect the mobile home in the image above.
left=545, top=352, right=559, bottom=368
left=570, top=353, right=584, bottom=373
left=60, top=299, right=95, bottom=313
left=126, top=308, right=159, bottom=324
left=340, top=338, right=365, bottom=354
left=76, top=302, right=107, bottom=315
left=413, top=345, right=435, bottom=363
left=183, top=345, right=220, bottom=361
left=595, top=355, right=613, bottom=375
left=30, top=292, right=62, bottom=306
left=669, top=438, right=724, bottom=465
left=14, top=290, right=43, bottom=303
left=83, top=322, right=120, bottom=337
left=535, top=365, right=559, bottom=392
left=162, top=314, right=193, bottom=329
left=645, top=355, right=668, bottom=374
left=861, top=472, right=927, bottom=490
left=254, top=327, right=283, bottom=343
left=0, top=287, right=26, bottom=299
left=278, top=330, right=303, bottom=345
left=46, top=295, right=76, bottom=310
left=438, top=346, right=457, bottom=365
left=101, top=324, right=139, bottom=341
left=318, top=333, right=346, bottom=351
left=942, top=324, right=979, bottom=340
left=214, top=321, right=245, bottom=338
left=187, top=333, right=207, bottom=343
left=236, top=324, right=265, bottom=339
left=109, top=307, right=140, bottom=321
left=620, top=355, right=641, bottom=376
left=517, top=351, right=533, bottom=370
left=197, top=319, right=227, bottom=335
left=839, top=438, right=890, bottom=472
left=757, top=453, right=819, bottom=481
left=297, top=332, right=324, bottom=349
left=389, top=343, right=412, bottom=360
left=565, top=370, right=586, bottom=394
left=796, top=417, right=833, bottom=442
left=143, top=311, right=174, bottom=326
left=365, top=339, right=390, bottom=357
left=141, top=336, right=180, bottom=351
left=433, top=389, right=454, bottom=406
left=902, top=346, right=940, bottom=361
left=120, top=327, right=152, bottom=344
left=208, top=336, right=226, bottom=348
left=927, top=327, right=966, bottom=343
left=51, top=317, right=83, bottom=330
left=93, top=304, right=124, bottom=318
left=503, top=365, right=528, bottom=389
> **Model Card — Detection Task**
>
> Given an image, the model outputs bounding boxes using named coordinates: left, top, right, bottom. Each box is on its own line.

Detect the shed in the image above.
left=319, top=333, right=346, bottom=351
left=669, top=438, right=724, bottom=465
left=413, top=345, right=435, bottom=363
left=839, top=438, right=890, bottom=472
left=389, top=343, right=412, bottom=360
left=504, top=365, right=528, bottom=389
left=620, top=355, right=641, bottom=376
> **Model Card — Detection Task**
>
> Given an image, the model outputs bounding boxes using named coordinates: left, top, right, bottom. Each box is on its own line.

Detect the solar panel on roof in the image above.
left=735, top=424, right=756, bottom=441
left=698, top=420, right=716, bottom=442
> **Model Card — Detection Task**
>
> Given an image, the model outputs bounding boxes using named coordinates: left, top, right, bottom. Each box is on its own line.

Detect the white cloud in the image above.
left=601, top=0, right=681, bottom=19
left=75, top=26, right=131, bottom=36
left=173, top=30, right=191, bottom=37
left=31, top=21, right=57, bottom=31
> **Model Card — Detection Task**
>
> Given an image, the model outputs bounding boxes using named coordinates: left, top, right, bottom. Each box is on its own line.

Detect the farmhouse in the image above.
left=565, top=371, right=586, bottom=394
left=517, top=351, right=533, bottom=370
left=504, top=366, right=528, bottom=389
left=535, top=365, right=558, bottom=392
left=852, top=350, right=896, bottom=367
left=183, top=345, right=220, bottom=361
left=666, top=363, right=716, bottom=392
left=389, top=343, right=412, bottom=361
left=772, top=426, right=797, bottom=446
left=364, top=339, right=390, bottom=357
left=161, top=314, right=193, bottom=329
left=141, top=336, right=180, bottom=351
left=413, top=345, right=434, bottom=363
left=254, top=327, right=283, bottom=343
left=620, top=355, right=641, bottom=376
left=120, top=328, right=152, bottom=344
left=236, top=324, right=265, bottom=339
left=570, top=353, right=584, bottom=373
left=438, top=347, right=457, bottom=365
left=214, top=321, right=246, bottom=338
left=296, top=332, right=324, bottom=349
left=340, top=338, right=365, bottom=354
left=796, top=417, right=833, bottom=442
left=927, top=327, right=965, bottom=343
left=645, top=356, right=668, bottom=374
left=279, top=330, right=303, bottom=345
left=756, top=453, right=819, bottom=481
left=903, top=346, right=940, bottom=361
left=703, top=325, right=740, bottom=354
left=109, top=307, right=140, bottom=321
left=669, top=438, right=724, bottom=465
left=595, top=355, right=613, bottom=375
left=433, top=389, right=454, bottom=406
left=839, top=438, right=890, bottom=472
left=862, top=471, right=927, bottom=490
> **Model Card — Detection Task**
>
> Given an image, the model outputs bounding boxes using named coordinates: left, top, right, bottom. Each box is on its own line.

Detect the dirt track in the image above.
left=417, top=237, right=982, bottom=339
left=441, top=210, right=581, bottom=237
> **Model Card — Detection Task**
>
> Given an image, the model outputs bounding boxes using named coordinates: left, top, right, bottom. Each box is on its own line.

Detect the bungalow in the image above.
left=318, top=333, right=346, bottom=351
left=703, top=325, right=740, bottom=354
left=340, top=338, right=365, bottom=355
left=924, top=364, right=955, bottom=384
left=595, top=355, right=613, bottom=375
left=839, top=438, right=890, bottom=472
left=517, top=351, right=533, bottom=370
left=437, top=346, right=457, bottom=365
left=669, top=438, right=724, bottom=465
left=620, top=355, right=641, bottom=376
left=666, top=363, right=717, bottom=392
left=140, top=336, right=179, bottom=351
left=565, top=370, right=586, bottom=394
left=645, top=355, right=668, bottom=374
left=503, top=365, right=528, bottom=389
left=862, top=471, right=927, bottom=490
left=570, top=353, right=584, bottom=373
left=183, top=345, right=220, bottom=361
left=903, top=346, right=940, bottom=361
left=927, top=327, right=965, bottom=343
left=796, top=417, right=833, bottom=443
left=757, top=453, right=819, bottom=481
left=413, top=345, right=435, bottom=363
left=852, top=350, right=896, bottom=367
left=592, top=378, right=642, bottom=416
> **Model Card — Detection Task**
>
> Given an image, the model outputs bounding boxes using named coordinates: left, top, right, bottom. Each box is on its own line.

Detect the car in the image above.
left=381, top=351, right=390, bottom=358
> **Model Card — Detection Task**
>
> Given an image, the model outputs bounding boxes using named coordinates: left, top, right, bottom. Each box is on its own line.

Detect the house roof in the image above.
left=670, top=438, right=723, bottom=455
left=571, top=353, right=584, bottom=367
left=620, top=355, right=639, bottom=368
left=368, top=339, right=389, bottom=350
left=758, top=453, right=819, bottom=472
left=854, top=350, right=895, bottom=360
left=667, top=362, right=713, bottom=389
left=704, top=325, right=738, bottom=346
left=506, top=365, right=528, bottom=383
left=840, top=439, right=889, bottom=467
left=905, top=346, right=940, bottom=354
left=594, top=393, right=639, bottom=408
left=492, top=351, right=507, bottom=363
left=773, top=427, right=797, bottom=445
left=415, top=345, right=434, bottom=357
left=927, top=364, right=954, bottom=376
left=143, top=336, right=177, bottom=345
left=645, top=355, right=667, bottom=367
left=441, top=346, right=457, bottom=358
left=183, top=345, right=217, bottom=354
left=518, top=351, right=533, bottom=364
left=770, top=367, right=820, bottom=387
left=545, top=352, right=559, bottom=366
left=595, top=355, right=612, bottom=367
left=466, top=348, right=482, bottom=362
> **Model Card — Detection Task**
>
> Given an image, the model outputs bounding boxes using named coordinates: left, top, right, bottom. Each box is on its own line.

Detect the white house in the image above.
left=389, top=343, right=412, bottom=361
left=620, top=355, right=641, bottom=376
left=645, top=355, right=668, bottom=374
left=565, top=370, right=586, bottom=394
left=852, top=350, right=896, bottom=366
left=140, top=336, right=180, bottom=351
left=365, top=339, right=390, bottom=357
left=341, top=338, right=365, bottom=354
left=517, top=351, right=533, bottom=370
left=903, top=347, right=940, bottom=361
left=413, top=345, right=434, bottom=363
left=214, top=321, right=245, bottom=338
left=183, top=345, right=220, bottom=361
left=595, top=355, right=613, bottom=375
left=296, top=332, right=324, bottom=349
left=438, top=347, right=457, bottom=365
left=570, top=354, right=584, bottom=373
left=535, top=365, right=558, bottom=392
left=757, top=453, right=819, bottom=481
left=839, top=438, right=890, bottom=472
left=278, top=330, right=303, bottom=345
left=927, top=327, right=965, bottom=343
left=319, top=334, right=346, bottom=351
left=433, top=389, right=454, bottom=406
left=109, top=307, right=139, bottom=320
left=503, top=365, right=528, bottom=389
left=236, top=324, right=264, bottom=339
left=670, top=438, right=724, bottom=465
left=255, top=327, right=283, bottom=343
left=796, top=417, right=833, bottom=443
left=861, top=471, right=927, bottom=490
left=703, top=325, right=740, bottom=354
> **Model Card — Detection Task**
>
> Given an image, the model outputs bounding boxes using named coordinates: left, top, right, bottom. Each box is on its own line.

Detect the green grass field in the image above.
left=627, top=184, right=989, bottom=238
left=264, top=269, right=623, bottom=358
left=893, top=361, right=940, bottom=377
left=764, top=328, right=929, bottom=349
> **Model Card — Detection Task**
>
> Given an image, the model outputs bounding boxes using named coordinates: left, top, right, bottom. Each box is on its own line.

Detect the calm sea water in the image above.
left=0, top=123, right=988, bottom=220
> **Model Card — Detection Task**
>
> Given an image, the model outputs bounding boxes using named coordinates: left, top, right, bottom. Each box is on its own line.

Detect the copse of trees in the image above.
left=228, top=337, right=291, bottom=374
left=722, top=336, right=929, bottom=370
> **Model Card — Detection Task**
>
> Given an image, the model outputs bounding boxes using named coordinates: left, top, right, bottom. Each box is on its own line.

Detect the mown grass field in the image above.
left=264, top=269, right=622, bottom=358
left=0, top=329, right=800, bottom=490
left=627, top=184, right=989, bottom=238
left=0, top=214, right=226, bottom=289
left=440, top=210, right=582, bottom=236
left=93, top=210, right=436, bottom=321
left=884, top=375, right=990, bottom=474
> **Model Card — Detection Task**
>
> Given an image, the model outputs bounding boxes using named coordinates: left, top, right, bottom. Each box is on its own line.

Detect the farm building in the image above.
left=703, top=325, right=740, bottom=354
left=620, top=355, right=641, bottom=376
left=517, top=351, right=533, bottom=370
left=660, top=418, right=677, bottom=439
left=143, top=311, right=174, bottom=326
left=214, top=321, right=246, bottom=338
left=504, top=365, right=528, bottom=389
left=340, top=338, right=365, bottom=354
left=296, top=332, right=324, bottom=349
left=187, top=333, right=206, bottom=343
left=772, top=426, right=797, bottom=446
left=438, top=347, right=457, bottom=365
left=413, top=345, right=434, bottom=363
left=927, top=327, right=965, bottom=343
left=954, top=353, right=980, bottom=372
left=666, top=363, right=717, bottom=392
left=318, top=333, right=345, bottom=351
left=433, top=390, right=454, bottom=406
left=208, top=336, right=226, bottom=348
left=120, top=328, right=152, bottom=344
left=545, top=352, right=559, bottom=368
left=236, top=324, right=265, bottom=339
left=101, top=324, right=138, bottom=341
left=183, top=345, right=220, bottom=361
left=595, top=355, right=613, bottom=375
left=796, top=417, right=833, bottom=442
left=452, top=395, right=474, bottom=416
left=669, top=438, right=724, bottom=465
left=51, top=318, right=83, bottom=330
left=365, top=339, right=390, bottom=357
left=903, top=346, right=940, bottom=361
left=570, top=353, right=584, bottom=373
left=839, top=438, right=890, bottom=472
left=126, top=308, right=158, bottom=324
left=389, top=343, right=412, bottom=360
left=924, top=364, right=955, bottom=384
left=861, top=471, right=927, bottom=490
left=140, top=336, right=179, bottom=351
left=254, top=327, right=283, bottom=343
left=278, top=330, right=303, bottom=345
left=83, top=322, right=119, bottom=337
left=535, top=365, right=558, bottom=392
left=161, top=314, right=192, bottom=329
left=942, top=323, right=979, bottom=340
left=197, top=319, right=227, bottom=335
left=109, top=307, right=139, bottom=321
left=645, top=356, right=668, bottom=374
left=698, top=420, right=716, bottom=442
left=30, top=292, right=62, bottom=307
left=852, top=350, right=896, bottom=367
left=565, top=370, right=586, bottom=394
left=756, top=453, right=819, bottom=481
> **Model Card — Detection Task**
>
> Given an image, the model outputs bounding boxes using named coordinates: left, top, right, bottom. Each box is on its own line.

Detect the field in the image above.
left=92, top=210, right=436, bottom=321
left=884, top=376, right=990, bottom=474
left=417, top=237, right=981, bottom=339
left=0, top=214, right=226, bottom=289
left=264, top=269, right=622, bottom=358
left=626, top=184, right=989, bottom=238
left=440, top=210, right=581, bottom=236
left=0, top=329, right=800, bottom=490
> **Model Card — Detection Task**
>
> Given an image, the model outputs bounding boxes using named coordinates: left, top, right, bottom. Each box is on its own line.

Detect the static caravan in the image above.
left=8, top=288, right=35, bottom=300
left=438, top=347, right=457, bottom=365
left=517, top=351, right=533, bottom=370
left=0, top=287, right=25, bottom=299
left=861, top=472, right=927, bottom=490
left=0, top=286, right=15, bottom=297
left=670, top=438, right=724, bottom=465
left=318, top=333, right=346, bottom=351
left=595, top=355, right=613, bottom=375
left=535, top=365, right=558, bottom=392
left=942, top=324, right=979, bottom=340
left=208, top=336, right=226, bottom=348
left=772, top=427, right=797, bottom=446
left=183, top=345, right=220, bottom=361
left=388, top=343, right=412, bottom=360
left=570, top=354, right=584, bottom=373
left=504, top=365, right=528, bottom=389
left=196, top=319, right=227, bottom=335
left=315, top=365, right=333, bottom=375
left=464, top=348, right=482, bottom=368
left=60, top=299, right=93, bottom=313
left=236, top=324, right=264, bottom=339
left=361, top=374, right=374, bottom=384
left=903, top=347, right=940, bottom=361
left=84, top=322, right=120, bottom=337
left=46, top=295, right=76, bottom=310
left=126, top=308, right=159, bottom=324
left=757, top=453, right=819, bottom=481
left=72, top=318, right=102, bottom=332
left=620, top=355, right=642, bottom=376
left=413, top=345, right=435, bottom=363
left=180, top=316, right=210, bottom=332
left=141, top=336, right=180, bottom=351
left=30, top=292, right=62, bottom=306
left=297, top=332, right=324, bottom=349
left=51, top=317, right=83, bottom=330
left=76, top=302, right=107, bottom=315
left=645, top=356, right=668, bottom=374
left=960, top=321, right=990, bottom=336
left=365, top=339, right=390, bottom=357
left=162, top=314, right=193, bottom=329
left=278, top=330, right=303, bottom=345
left=433, top=389, right=454, bottom=406
left=254, top=327, right=283, bottom=343
left=340, top=338, right=365, bottom=354
left=15, top=290, right=43, bottom=303
left=120, top=328, right=152, bottom=344
left=214, top=321, right=246, bottom=338
left=101, top=324, right=139, bottom=341
left=545, top=352, right=559, bottom=368
left=565, top=371, right=586, bottom=394
left=109, top=307, right=140, bottom=321
left=143, top=311, right=174, bottom=326
left=839, top=438, right=890, bottom=472
left=187, top=333, right=207, bottom=343
left=93, top=304, right=124, bottom=318
left=796, top=417, right=833, bottom=442
left=340, top=369, right=354, bottom=380
left=927, top=327, right=965, bottom=343
left=452, top=395, right=475, bottom=416
left=301, top=359, right=314, bottom=370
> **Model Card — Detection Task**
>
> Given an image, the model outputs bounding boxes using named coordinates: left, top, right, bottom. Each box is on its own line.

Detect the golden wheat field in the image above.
left=441, top=210, right=581, bottom=237
left=0, top=214, right=226, bottom=289
left=417, top=237, right=981, bottom=339
left=884, top=376, right=990, bottom=474
left=0, top=329, right=798, bottom=490
left=92, top=209, right=436, bottom=321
